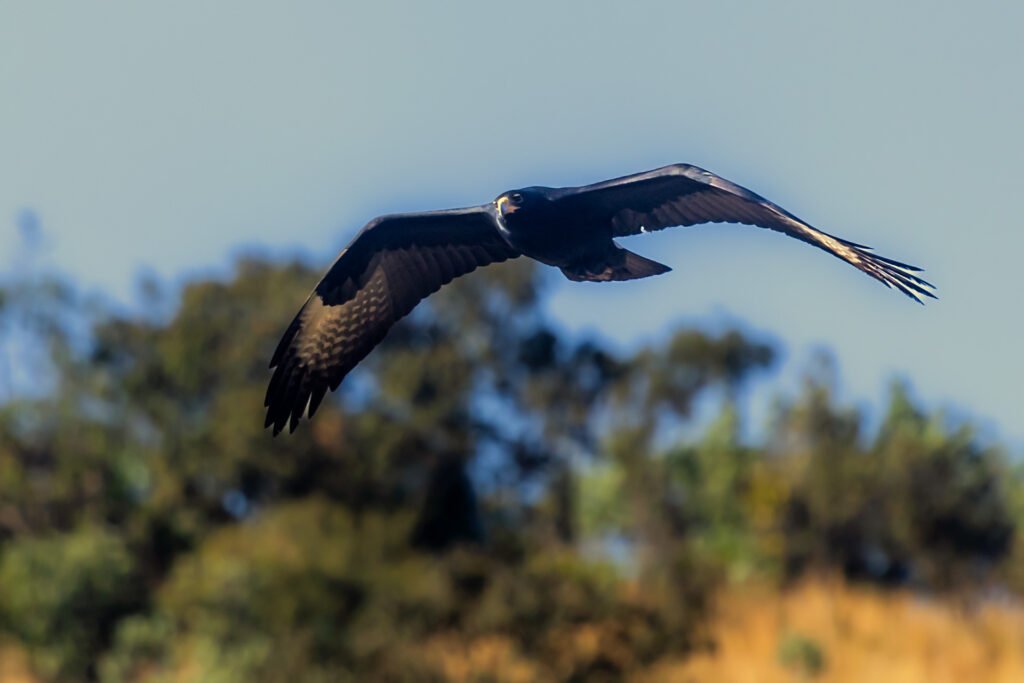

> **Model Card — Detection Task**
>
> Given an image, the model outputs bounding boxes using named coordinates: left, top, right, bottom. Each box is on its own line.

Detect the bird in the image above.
left=265, top=163, right=935, bottom=434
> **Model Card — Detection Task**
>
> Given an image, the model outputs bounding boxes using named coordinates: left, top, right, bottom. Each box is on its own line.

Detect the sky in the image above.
left=2, top=1, right=1022, bottom=445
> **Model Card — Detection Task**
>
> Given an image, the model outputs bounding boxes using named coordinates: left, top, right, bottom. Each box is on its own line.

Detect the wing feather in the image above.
left=560, top=164, right=936, bottom=303
left=265, top=207, right=518, bottom=434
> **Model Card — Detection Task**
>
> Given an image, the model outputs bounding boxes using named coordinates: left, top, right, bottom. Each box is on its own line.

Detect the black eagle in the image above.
left=265, top=163, right=934, bottom=434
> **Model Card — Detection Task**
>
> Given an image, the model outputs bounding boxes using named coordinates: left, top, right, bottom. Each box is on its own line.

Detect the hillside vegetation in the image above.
left=1, top=257, right=1020, bottom=681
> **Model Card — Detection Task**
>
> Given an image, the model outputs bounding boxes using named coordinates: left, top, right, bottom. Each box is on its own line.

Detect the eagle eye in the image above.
left=510, top=192, right=523, bottom=204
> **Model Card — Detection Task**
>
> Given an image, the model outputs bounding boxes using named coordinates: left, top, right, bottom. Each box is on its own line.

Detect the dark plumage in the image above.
left=265, top=163, right=935, bottom=434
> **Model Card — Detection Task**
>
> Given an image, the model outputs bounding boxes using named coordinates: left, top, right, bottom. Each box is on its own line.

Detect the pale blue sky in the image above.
left=2, top=2, right=1021, bottom=444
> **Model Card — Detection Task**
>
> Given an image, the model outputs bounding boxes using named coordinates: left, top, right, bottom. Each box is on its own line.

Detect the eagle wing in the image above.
left=557, top=164, right=935, bottom=303
left=265, top=207, right=518, bottom=434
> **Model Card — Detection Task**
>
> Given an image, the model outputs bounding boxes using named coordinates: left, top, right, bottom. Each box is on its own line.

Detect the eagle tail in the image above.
left=560, top=247, right=672, bottom=282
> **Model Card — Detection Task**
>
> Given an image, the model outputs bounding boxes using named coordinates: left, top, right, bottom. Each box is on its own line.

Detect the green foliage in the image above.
left=774, top=371, right=1016, bottom=589
left=95, top=501, right=710, bottom=682
left=667, top=406, right=767, bottom=580
left=0, top=526, right=140, bottom=680
left=577, top=461, right=629, bottom=539
left=777, top=631, right=827, bottom=679
left=101, top=499, right=449, bottom=682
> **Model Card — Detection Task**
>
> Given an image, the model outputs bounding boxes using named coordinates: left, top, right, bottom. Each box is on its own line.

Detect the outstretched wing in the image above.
left=558, top=164, right=936, bottom=303
left=265, top=207, right=518, bottom=435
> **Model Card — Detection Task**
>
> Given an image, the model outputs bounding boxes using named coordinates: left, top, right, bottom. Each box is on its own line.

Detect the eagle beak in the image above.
left=496, top=195, right=517, bottom=216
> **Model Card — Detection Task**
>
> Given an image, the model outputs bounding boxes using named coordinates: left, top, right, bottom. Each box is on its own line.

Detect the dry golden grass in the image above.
left=643, top=578, right=1024, bottom=683
left=417, top=633, right=545, bottom=683
left=0, top=643, right=38, bottom=683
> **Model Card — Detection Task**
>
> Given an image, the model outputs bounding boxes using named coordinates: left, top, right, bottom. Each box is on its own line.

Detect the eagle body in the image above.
left=494, top=187, right=572, bottom=263
left=495, top=186, right=654, bottom=281
left=264, top=163, right=934, bottom=435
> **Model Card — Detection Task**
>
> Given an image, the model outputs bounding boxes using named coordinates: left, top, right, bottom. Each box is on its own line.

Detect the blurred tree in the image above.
left=773, top=365, right=1015, bottom=590
left=0, top=526, right=140, bottom=680
left=666, top=405, right=765, bottom=580
left=873, top=381, right=1014, bottom=590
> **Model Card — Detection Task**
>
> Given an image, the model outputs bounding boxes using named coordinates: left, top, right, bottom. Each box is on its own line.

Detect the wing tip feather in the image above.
left=850, top=243, right=937, bottom=304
